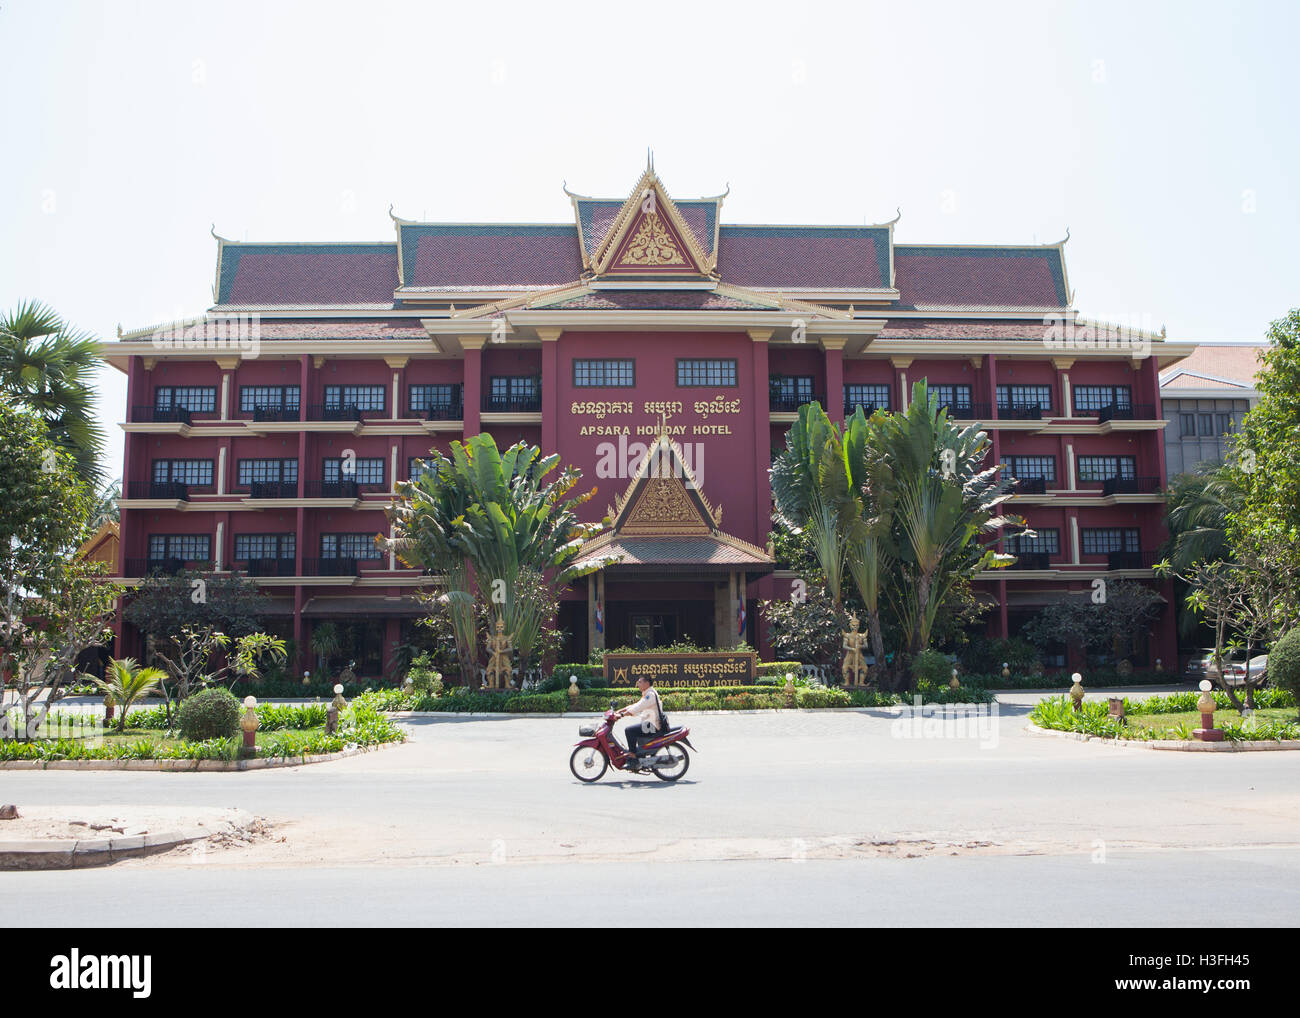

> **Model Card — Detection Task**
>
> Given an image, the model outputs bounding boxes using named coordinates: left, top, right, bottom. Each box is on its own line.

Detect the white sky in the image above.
left=2, top=0, right=1296, bottom=480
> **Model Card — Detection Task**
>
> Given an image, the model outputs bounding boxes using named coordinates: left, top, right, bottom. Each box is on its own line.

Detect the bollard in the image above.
left=103, top=692, right=115, bottom=726
left=1001, top=661, right=1011, bottom=681
left=1069, top=672, right=1085, bottom=712
left=784, top=672, right=796, bottom=707
left=950, top=667, right=961, bottom=691
left=1193, top=680, right=1223, bottom=742
left=567, top=675, right=580, bottom=709
left=327, top=683, right=346, bottom=734
left=241, top=695, right=259, bottom=757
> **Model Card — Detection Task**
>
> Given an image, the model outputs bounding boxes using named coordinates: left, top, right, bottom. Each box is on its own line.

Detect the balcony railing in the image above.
left=242, top=557, right=298, bottom=577
left=1096, top=403, right=1156, bottom=423
left=127, top=480, right=190, bottom=500
left=769, top=391, right=824, bottom=413
left=482, top=392, right=542, bottom=413
left=303, top=557, right=360, bottom=577
left=307, top=403, right=362, bottom=422
left=997, top=403, right=1044, bottom=420
left=134, top=405, right=192, bottom=425
left=424, top=397, right=465, bottom=421
left=944, top=402, right=992, bottom=419
left=251, top=404, right=302, bottom=423
left=843, top=400, right=885, bottom=417
left=1100, top=476, right=1160, bottom=496
left=1008, top=551, right=1052, bottom=570
left=125, top=557, right=212, bottom=577
left=1012, top=477, right=1049, bottom=495
left=303, top=480, right=359, bottom=499
left=248, top=481, right=299, bottom=499
left=1107, top=549, right=1158, bottom=570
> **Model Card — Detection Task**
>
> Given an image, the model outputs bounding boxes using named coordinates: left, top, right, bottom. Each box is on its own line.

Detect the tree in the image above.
left=0, top=300, right=106, bottom=482
left=91, top=658, right=165, bottom=732
left=149, top=626, right=287, bottom=720
left=1231, top=308, right=1300, bottom=625
left=123, top=569, right=272, bottom=642
left=310, top=621, right=342, bottom=677
left=1161, top=462, right=1243, bottom=640
left=1022, top=580, right=1164, bottom=671
left=388, top=435, right=615, bottom=685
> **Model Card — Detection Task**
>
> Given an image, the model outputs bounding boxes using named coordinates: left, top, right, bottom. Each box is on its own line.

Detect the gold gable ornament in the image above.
left=621, top=212, right=687, bottom=267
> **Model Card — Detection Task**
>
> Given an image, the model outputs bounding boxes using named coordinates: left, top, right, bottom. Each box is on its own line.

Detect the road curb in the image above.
left=0, top=742, right=394, bottom=772
left=0, top=809, right=254, bottom=870
left=1024, top=720, right=1300, bottom=751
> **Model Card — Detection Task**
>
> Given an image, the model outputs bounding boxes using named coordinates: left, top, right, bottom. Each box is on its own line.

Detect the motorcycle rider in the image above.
left=614, top=675, right=663, bottom=769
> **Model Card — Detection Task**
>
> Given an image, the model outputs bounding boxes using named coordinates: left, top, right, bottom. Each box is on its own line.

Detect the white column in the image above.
left=217, top=447, right=227, bottom=495
left=220, top=375, right=230, bottom=421
left=1062, top=372, right=1072, bottom=418
left=391, top=371, right=400, bottom=420
left=215, top=521, right=225, bottom=571
left=1066, top=443, right=1077, bottom=490
left=1070, top=516, right=1081, bottom=565
left=390, top=444, right=399, bottom=492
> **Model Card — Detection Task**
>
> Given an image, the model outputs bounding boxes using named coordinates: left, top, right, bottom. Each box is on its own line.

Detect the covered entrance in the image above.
left=571, top=433, right=774, bottom=655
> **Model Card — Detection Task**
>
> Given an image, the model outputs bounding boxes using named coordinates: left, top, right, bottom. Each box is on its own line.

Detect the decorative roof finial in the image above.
left=210, top=223, right=230, bottom=242
left=646, top=147, right=654, bottom=173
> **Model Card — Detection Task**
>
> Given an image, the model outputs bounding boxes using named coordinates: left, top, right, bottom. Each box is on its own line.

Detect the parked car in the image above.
left=1198, top=648, right=1269, bottom=687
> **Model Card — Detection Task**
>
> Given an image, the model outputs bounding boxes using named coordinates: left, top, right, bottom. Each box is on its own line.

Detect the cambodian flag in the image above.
left=595, top=602, right=604, bottom=634
left=737, top=600, right=746, bottom=637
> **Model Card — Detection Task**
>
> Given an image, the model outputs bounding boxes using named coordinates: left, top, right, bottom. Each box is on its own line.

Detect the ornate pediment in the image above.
left=588, top=166, right=716, bottom=280
left=621, top=476, right=711, bottom=535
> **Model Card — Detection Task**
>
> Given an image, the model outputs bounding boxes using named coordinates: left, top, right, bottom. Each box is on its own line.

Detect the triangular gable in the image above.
left=589, top=169, right=716, bottom=279
left=608, top=433, right=721, bottom=535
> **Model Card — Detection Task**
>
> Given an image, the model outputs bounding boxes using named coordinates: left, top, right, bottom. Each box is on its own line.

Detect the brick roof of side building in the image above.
left=1159, top=344, right=1266, bottom=391
left=717, top=226, right=891, bottom=290
left=893, top=246, right=1069, bottom=309
left=218, top=243, right=399, bottom=306
left=400, top=224, right=583, bottom=289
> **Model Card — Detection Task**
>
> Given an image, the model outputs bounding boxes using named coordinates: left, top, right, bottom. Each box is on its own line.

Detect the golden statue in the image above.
left=841, top=616, right=869, bottom=687
left=484, top=616, right=514, bottom=689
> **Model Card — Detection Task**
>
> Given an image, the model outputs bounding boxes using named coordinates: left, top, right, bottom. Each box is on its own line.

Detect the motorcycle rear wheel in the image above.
left=570, top=745, right=608, bottom=783
left=652, top=743, right=689, bottom=782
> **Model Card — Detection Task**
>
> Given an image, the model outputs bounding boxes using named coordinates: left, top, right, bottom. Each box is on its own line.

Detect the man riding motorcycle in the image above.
left=614, top=675, right=664, bottom=769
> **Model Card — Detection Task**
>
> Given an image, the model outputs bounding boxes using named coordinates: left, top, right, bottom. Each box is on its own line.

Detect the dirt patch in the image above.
left=0, top=805, right=252, bottom=844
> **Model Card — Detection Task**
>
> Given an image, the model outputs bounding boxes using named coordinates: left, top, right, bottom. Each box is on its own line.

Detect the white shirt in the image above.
left=624, top=686, right=663, bottom=732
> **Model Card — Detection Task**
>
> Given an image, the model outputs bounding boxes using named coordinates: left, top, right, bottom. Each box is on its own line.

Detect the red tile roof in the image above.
left=717, top=226, right=891, bottom=289
left=893, top=246, right=1068, bottom=308
left=1159, top=345, right=1266, bottom=389
left=574, top=536, right=773, bottom=571
left=218, top=244, right=399, bottom=306
left=401, top=224, right=582, bottom=288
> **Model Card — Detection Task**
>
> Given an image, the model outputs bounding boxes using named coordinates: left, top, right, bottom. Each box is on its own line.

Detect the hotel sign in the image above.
left=604, top=651, right=757, bottom=688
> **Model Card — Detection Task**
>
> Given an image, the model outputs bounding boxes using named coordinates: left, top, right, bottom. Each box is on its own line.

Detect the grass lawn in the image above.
left=1125, top=707, right=1299, bottom=736
left=19, top=723, right=328, bottom=751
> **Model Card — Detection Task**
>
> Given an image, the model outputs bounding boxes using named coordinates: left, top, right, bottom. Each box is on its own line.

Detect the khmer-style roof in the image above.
left=893, top=245, right=1069, bottom=309
left=216, top=242, right=399, bottom=306
left=717, top=226, right=893, bottom=290
left=397, top=223, right=582, bottom=289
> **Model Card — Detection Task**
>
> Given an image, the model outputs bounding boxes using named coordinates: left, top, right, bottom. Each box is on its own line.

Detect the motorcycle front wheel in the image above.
left=570, top=745, right=608, bottom=783
left=652, top=743, right=690, bottom=782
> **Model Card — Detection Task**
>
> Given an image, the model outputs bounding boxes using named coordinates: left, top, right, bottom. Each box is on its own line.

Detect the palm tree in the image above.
left=0, top=300, right=106, bottom=482
left=1163, top=463, right=1240, bottom=572
left=91, top=657, right=166, bottom=732
left=89, top=478, right=121, bottom=528
left=310, top=622, right=342, bottom=678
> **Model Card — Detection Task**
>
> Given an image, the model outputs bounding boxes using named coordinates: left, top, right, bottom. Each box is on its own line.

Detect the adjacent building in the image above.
left=105, top=165, right=1196, bottom=675
left=1159, top=344, right=1265, bottom=476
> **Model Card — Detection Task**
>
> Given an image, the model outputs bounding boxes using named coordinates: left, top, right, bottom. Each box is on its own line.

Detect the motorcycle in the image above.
left=569, top=700, right=695, bottom=783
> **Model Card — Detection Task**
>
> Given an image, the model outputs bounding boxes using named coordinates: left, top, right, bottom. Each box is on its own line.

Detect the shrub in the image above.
left=177, top=687, right=241, bottom=742
left=1268, top=628, right=1300, bottom=703
left=911, top=649, right=954, bottom=686
left=406, top=652, right=444, bottom=697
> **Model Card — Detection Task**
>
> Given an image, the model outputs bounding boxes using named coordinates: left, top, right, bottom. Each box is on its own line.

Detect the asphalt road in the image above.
left=3, top=697, right=1298, bottom=925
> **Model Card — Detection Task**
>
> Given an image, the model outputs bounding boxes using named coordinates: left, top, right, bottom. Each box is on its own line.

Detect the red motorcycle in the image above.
left=569, top=701, right=695, bottom=783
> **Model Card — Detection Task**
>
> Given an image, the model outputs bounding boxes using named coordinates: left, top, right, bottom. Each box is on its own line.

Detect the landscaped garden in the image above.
left=1029, top=687, right=1300, bottom=742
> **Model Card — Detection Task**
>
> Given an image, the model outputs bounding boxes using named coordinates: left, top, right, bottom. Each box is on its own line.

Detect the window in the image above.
left=676, top=359, right=737, bottom=387
left=1073, top=385, right=1131, bottom=413
left=1077, top=455, right=1136, bottom=482
left=1007, top=530, right=1060, bottom=555
left=320, top=534, right=383, bottom=560
left=1197, top=413, right=1214, bottom=436
left=996, top=384, right=1052, bottom=413
left=408, top=457, right=433, bottom=482
left=324, top=385, right=385, bottom=412
left=1180, top=413, right=1197, bottom=437
left=234, top=534, right=295, bottom=560
left=147, top=534, right=211, bottom=561
left=573, top=359, right=635, bottom=387
left=931, top=384, right=973, bottom=413
left=489, top=376, right=539, bottom=400
left=844, top=384, right=892, bottom=412
left=1216, top=413, right=1232, bottom=436
left=154, top=386, right=216, bottom=413
left=239, top=385, right=300, bottom=413
left=1081, top=527, right=1140, bottom=556
left=237, top=459, right=298, bottom=486
left=151, top=459, right=213, bottom=486
left=770, top=375, right=816, bottom=405
left=1007, top=456, right=1056, bottom=482
left=409, top=384, right=461, bottom=414
left=323, top=457, right=384, bottom=487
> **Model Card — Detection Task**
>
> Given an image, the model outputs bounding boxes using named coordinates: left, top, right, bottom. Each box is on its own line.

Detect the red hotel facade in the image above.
left=105, top=167, right=1194, bottom=676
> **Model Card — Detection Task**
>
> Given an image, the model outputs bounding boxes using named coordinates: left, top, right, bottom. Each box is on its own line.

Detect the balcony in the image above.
left=127, top=480, right=190, bottom=501
left=1100, top=476, right=1160, bottom=496
left=769, top=391, right=824, bottom=413
left=997, top=403, right=1044, bottom=421
left=482, top=392, right=542, bottom=413
left=252, top=404, right=302, bottom=423
left=248, top=481, right=299, bottom=499
left=303, top=480, right=359, bottom=499
left=843, top=400, right=886, bottom=417
left=133, top=405, right=192, bottom=425
left=307, top=403, right=362, bottom=422
left=419, top=386, right=464, bottom=421
left=1107, top=550, right=1158, bottom=570
left=1012, top=477, right=1049, bottom=495
left=242, top=557, right=298, bottom=577
left=1096, top=403, right=1156, bottom=423
left=945, top=402, right=992, bottom=419
left=125, top=557, right=212, bottom=577
left=1008, top=551, right=1052, bottom=570
left=303, top=557, right=360, bottom=577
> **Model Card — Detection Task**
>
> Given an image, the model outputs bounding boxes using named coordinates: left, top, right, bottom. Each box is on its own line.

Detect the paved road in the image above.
left=3, top=701, right=1297, bottom=925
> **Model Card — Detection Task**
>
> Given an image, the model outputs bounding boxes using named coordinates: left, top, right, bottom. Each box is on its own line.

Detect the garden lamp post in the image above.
left=1193, top=680, right=1223, bottom=742
left=567, top=675, right=580, bottom=708
left=241, top=695, right=259, bottom=757
left=950, top=667, right=960, bottom=691
left=1001, top=662, right=1011, bottom=680
left=1069, top=672, right=1085, bottom=712
left=327, top=683, right=346, bottom=734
